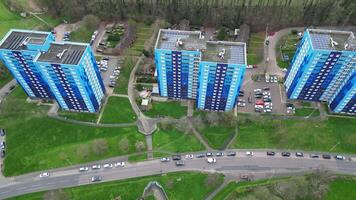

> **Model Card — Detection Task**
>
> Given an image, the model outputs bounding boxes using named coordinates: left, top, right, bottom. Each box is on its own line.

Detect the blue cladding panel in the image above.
left=51, top=64, right=88, bottom=111
left=11, top=51, right=53, bottom=99
left=298, top=52, right=342, bottom=101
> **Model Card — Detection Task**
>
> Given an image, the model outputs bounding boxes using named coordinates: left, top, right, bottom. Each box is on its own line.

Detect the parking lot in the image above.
left=237, top=67, right=287, bottom=114
left=96, top=56, right=123, bottom=92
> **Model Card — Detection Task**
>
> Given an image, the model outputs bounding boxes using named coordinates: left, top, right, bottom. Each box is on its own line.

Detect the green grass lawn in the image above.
left=100, top=96, right=137, bottom=124
left=326, top=178, right=356, bottom=200
left=114, top=57, right=137, bottom=94
left=0, top=88, right=146, bottom=176
left=295, top=107, right=320, bottom=117
left=58, top=110, right=98, bottom=123
left=9, top=172, right=224, bottom=200
left=233, top=117, right=356, bottom=153
left=70, top=25, right=94, bottom=43
left=144, top=101, right=187, bottom=119
left=247, top=32, right=264, bottom=65
left=153, top=125, right=205, bottom=153
left=0, top=1, right=60, bottom=37
left=0, top=63, right=12, bottom=88
left=198, top=124, right=236, bottom=150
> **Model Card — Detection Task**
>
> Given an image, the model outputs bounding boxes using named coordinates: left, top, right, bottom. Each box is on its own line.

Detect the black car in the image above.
left=172, top=155, right=181, bottom=160
left=206, top=152, right=213, bottom=157
left=175, top=161, right=185, bottom=166
left=266, top=151, right=275, bottom=156
left=310, top=154, right=319, bottom=158
left=262, top=87, right=270, bottom=91
left=0, top=150, right=5, bottom=158
left=238, top=93, right=244, bottom=97
left=0, top=129, right=5, bottom=136
left=281, top=152, right=291, bottom=157
left=196, top=153, right=205, bottom=158
left=295, top=152, right=304, bottom=157
left=322, top=154, right=331, bottom=159
left=227, top=151, right=236, bottom=156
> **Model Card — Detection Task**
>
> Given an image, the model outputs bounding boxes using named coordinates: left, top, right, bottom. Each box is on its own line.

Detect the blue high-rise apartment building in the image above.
left=154, top=29, right=246, bottom=111
left=0, top=29, right=106, bottom=113
left=0, top=30, right=55, bottom=99
left=285, top=29, right=356, bottom=114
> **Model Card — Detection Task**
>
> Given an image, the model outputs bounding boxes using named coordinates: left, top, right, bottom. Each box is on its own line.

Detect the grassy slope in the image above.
left=233, top=117, right=356, bottom=153
left=114, top=57, right=137, bottom=94
left=58, top=111, right=98, bottom=123
left=294, top=107, right=320, bottom=117
left=100, top=96, right=137, bottom=124
left=153, top=126, right=205, bottom=153
left=199, top=125, right=236, bottom=150
left=0, top=88, right=145, bottom=176
left=326, top=178, right=356, bottom=200
left=9, top=172, right=224, bottom=200
left=144, top=101, right=187, bottom=119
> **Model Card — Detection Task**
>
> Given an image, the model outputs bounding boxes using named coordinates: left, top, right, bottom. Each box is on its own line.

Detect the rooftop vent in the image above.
left=329, top=37, right=338, bottom=47
left=20, top=37, right=30, bottom=47
left=176, top=38, right=183, bottom=47
left=162, top=36, right=168, bottom=41
left=218, top=48, right=225, bottom=59
left=56, top=49, right=67, bottom=59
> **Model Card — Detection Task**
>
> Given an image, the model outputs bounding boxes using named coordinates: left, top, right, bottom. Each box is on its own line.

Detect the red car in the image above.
left=255, top=100, right=264, bottom=105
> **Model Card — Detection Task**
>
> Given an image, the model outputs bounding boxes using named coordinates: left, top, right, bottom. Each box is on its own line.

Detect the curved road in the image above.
left=0, top=150, right=355, bottom=199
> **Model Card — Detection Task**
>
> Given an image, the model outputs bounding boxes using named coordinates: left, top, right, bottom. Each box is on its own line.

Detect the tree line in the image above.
left=36, top=0, right=356, bottom=31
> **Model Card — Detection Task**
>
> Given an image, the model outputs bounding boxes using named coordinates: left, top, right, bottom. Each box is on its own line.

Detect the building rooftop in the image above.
left=308, top=29, right=356, bottom=51
left=37, top=43, right=87, bottom=65
left=0, top=30, right=49, bottom=50
left=155, top=29, right=246, bottom=65
left=202, top=41, right=246, bottom=64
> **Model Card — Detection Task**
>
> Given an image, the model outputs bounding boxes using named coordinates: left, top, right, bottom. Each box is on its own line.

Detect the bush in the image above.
left=217, top=27, right=227, bottom=40
left=142, top=49, right=151, bottom=57
left=92, top=139, right=108, bottom=155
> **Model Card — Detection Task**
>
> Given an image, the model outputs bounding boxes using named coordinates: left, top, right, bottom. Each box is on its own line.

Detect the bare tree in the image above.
left=118, top=138, right=130, bottom=152
left=92, top=139, right=108, bottom=155
left=76, top=144, right=90, bottom=159
left=135, top=141, right=145, bottom=152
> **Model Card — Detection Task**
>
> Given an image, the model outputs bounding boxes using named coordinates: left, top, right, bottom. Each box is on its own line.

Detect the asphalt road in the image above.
left=0, top=150, right=355, bottom=199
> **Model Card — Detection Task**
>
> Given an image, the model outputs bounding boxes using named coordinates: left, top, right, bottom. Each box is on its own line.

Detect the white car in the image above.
left=114, top=162, right=125, bottom=167
left=160, top=157, right=170, bottom=162
left=92, top=164, right=101, bottom=170
left=39, top=172, right=50, bottom=178
left=207, top=157, right=217, bottom=163
left=185, top=154, right=194, bottom=159
left=79, top=167, right=89, bottom=172
left=103, top=163, right=113, bottom=169
left=246, top=151, right=254, bottom=156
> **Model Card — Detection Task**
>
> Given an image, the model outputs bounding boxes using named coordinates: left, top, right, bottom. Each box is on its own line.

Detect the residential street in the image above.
left=0, top=150, right=355, bottom=199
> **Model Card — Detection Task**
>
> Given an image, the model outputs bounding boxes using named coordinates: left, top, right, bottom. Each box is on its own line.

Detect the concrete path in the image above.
left=0, top=79, right=16, bottom=103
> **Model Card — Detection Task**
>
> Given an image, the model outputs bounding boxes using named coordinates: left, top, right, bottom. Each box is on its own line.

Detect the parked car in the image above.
left=335, top=155, right=345, bottom=160
left=39, top=172, right=50, bottom=178
left=103, top=163, right=113, bottom=169
left=206, top=152, right=213, bottom=157
left=246, top=151, right=254, bottom=156
left=215, top=152, right=224, bottom=157
left=79, top=167, right=89, bottom=172
left=172, top=155, right=181, bottom=160
left=322, top=154, right=331, bottom=159
left=266, top=151, right=275, bottom=156
left=175, top=161, right=185, bottom=166
left=0, top=150, right=5, bottom=158
left=160, top=157, right=170, bottom=162
left=91, top=175, right=102, bottom=182
left=114, top=162, right=125, bottom=167
left=227, top=151, right=236, bottom=156
left=196, top=153, right=205, bottom=158
left=310, top=154, right=319, bottom=158
left=281, top=152, right=291, bottom=157
left=0, top=129, right=5, bottom=136
left=0, top=142, right=5, bottom=149
left=295, top=152, right=304, bottom=157
left=185, top=154, right=194, bottom=159
left=92, top=164, right=101, bottom=170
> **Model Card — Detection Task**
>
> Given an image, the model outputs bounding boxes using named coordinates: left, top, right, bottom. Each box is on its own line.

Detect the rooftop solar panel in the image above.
left=0, top=31, right=48, bottom=50
left=37, top=43, right=87, bottom=65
